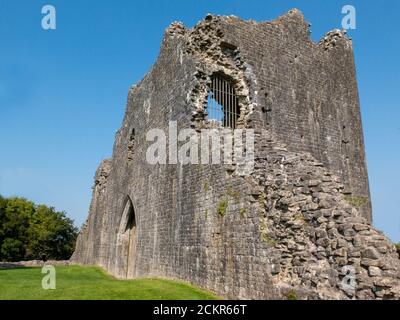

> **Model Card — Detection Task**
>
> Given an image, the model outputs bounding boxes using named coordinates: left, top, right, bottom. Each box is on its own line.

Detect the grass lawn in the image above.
left=0, top=265, right=219, bottom=300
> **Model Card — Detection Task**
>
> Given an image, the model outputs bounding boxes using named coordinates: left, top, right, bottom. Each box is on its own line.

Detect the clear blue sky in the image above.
left=0, top=0, right=399, bottom=242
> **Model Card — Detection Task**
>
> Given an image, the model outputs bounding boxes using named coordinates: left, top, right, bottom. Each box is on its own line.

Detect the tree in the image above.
left=0, top=197, right=34, bottom=260
left=0, top=238, right=24, bottom=261
left=0, top=195, right=6, bottom=244
left=26, top=205, right=78, bottom=260
left=0, top=195, right=78, bottom=262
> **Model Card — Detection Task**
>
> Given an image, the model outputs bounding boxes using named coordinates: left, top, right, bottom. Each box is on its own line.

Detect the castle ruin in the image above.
left=72, top=10, right=400, bottom=299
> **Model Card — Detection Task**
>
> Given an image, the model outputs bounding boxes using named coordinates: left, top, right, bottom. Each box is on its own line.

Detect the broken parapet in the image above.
left=166, top=21, right=187, bottom=37
left=93, top=159, right=112, bottom=191
left=319, top=29, right=351, bottom=51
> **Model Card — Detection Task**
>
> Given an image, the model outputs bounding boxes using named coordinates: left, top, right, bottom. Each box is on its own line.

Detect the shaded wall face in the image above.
left=83, top=34, right=279, bottom=299
left=219, top=17, right=371, bottom=221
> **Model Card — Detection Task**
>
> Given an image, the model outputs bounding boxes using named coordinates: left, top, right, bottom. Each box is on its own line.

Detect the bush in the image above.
left=0, top=196, right=78, bottom=262
left=0, top=238, right=24, bottom=261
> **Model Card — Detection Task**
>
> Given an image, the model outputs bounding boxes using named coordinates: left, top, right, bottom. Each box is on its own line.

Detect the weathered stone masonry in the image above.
left=72, top=10, right=400, bottom=299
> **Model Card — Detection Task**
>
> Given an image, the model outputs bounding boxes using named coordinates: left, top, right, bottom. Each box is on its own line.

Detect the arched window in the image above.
left=122, top=198, right=135, bottom=233
left=206, top=74, right=240, bottom=128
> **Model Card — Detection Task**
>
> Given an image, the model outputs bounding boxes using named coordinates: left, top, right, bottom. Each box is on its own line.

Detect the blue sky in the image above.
left=0, top=0, right=399, bottom=242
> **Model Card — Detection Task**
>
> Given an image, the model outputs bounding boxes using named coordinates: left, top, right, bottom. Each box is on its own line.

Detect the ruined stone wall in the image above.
left=72, top=26, right=279, bottom=297
left=212, top=10, right=371, bottom=221
left=250, top=131, right=399, bottom=299
left=72, top=10, right=399, bottom=299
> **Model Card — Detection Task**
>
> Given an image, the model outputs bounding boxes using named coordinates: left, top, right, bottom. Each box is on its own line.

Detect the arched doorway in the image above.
left=117, top=196, right=137, bottom=278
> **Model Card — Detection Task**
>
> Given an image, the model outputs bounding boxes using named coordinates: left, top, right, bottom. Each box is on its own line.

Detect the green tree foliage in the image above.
left=1, top=238, right=24, bottom=261
left=0, top=195, right=78, bottom=262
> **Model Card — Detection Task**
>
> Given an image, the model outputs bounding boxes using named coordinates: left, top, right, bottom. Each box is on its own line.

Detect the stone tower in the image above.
left=72, top=10, right=400, bottom=299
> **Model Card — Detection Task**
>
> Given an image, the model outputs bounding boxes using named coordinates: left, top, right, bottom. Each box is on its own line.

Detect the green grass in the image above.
left=0, top=265, right=219, bottom=300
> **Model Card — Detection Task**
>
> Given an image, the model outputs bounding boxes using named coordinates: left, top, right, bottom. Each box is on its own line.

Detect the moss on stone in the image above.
left=293, top=213, right=305, bottom=222
left=258, top=193, right=266, bottom=208
left=261, top=233, right=277, bottom=246
left=240, top=208, right=246, bottom=219
left=344, top=195, right=368, bottom=208
left=203, top=181, right=209, bottom=192
left=217, top=200, right=228, bottom=216
left=286, top=290, right=298, bottom=300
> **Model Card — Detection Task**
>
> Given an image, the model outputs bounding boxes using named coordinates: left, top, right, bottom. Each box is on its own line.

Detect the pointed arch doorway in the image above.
left=117, top=196, right=137, bottom=278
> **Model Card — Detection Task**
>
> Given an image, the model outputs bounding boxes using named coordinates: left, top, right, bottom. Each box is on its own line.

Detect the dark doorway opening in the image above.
left=118, top=197, right=137, bottom=278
